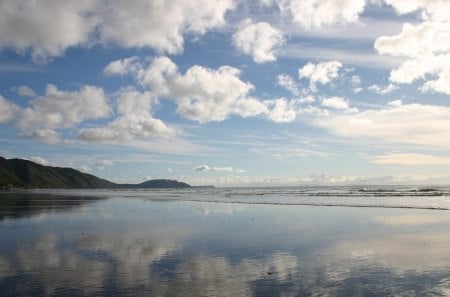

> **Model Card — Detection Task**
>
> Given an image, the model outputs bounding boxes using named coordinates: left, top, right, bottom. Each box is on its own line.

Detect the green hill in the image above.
left=0, top=157, right=115, bottom=189
left=0, top=157, right=191, bottom=189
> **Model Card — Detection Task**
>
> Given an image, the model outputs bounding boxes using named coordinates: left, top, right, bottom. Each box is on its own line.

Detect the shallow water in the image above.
left=1, top=189, right=450, bottom=296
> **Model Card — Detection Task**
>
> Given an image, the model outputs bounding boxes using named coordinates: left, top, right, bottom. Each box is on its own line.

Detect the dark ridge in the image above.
left=0, top=157, right=191, bottom=189
left=121, top=179, right=191, bottom=189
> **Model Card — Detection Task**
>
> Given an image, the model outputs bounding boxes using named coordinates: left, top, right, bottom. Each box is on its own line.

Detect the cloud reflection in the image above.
left=2, top=198, right=450, bottom=296
left=14, top=234, right=108, bottom=296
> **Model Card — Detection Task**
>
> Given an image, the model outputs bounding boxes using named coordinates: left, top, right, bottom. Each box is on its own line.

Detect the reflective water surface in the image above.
left=1, top=191, right=450, bottom=296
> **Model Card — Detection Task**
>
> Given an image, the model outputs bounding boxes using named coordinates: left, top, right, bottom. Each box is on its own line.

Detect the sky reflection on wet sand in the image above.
left=1, top=193, right=450, bottom=296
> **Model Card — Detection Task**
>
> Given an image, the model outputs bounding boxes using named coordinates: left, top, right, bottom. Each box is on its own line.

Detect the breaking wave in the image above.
left=25, top=185, right=450, bottom=210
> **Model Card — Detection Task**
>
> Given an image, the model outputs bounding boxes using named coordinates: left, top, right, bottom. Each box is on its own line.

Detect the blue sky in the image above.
left=1, top=0, right=449, bottom=186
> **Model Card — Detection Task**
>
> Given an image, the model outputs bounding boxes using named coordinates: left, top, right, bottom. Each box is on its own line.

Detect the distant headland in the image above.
left=0, top=157, right=192, bottom=189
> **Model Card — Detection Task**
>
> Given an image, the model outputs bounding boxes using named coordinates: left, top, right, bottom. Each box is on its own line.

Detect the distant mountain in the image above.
left=0, top=157, right=191, bottom=189
left=122, top=179, right=191, bottom=189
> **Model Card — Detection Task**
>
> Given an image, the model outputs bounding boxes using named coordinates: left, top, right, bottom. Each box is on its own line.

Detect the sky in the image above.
left=0, top=0, right=449, bottom=186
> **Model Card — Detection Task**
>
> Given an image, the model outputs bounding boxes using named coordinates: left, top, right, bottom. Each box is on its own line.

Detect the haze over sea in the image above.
left=2, top=186, right=450, bottom=296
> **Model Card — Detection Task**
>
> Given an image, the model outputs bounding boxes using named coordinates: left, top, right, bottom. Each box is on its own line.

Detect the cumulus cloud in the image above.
left=13, top=85, right=36, bottom=97
left=368, top=83, right=398, bottom=94
left=194, top=165, right=234, bottom=172
left=103, top=57, right=139, bottom=76
left=384, top=0, right=450, bottom=21
left=21, top=128, right=61, bottom=144
left=105, top=56, right=299, bottom=123
left=232, top=19, right=285, bottom=63
left=313, top=103, right=450, bottom=148
left=17, top=84, right=110, bottom=143
left=299, top=61, right=343, bottom=92
left=98, top=0, right=236, bottom=54
left=0, top=95, right=20, bottom=123
left=0, top=1, right=96, bottom=62
left=78, top=89, right=176, bottom=143
left=370, top=153, right=450, bottom=166
left=321, top=97, right=357, bottom=112
left=265, top=98, right=298, bottom=123
left=375, top=1, right=450, bottom=94
left=272, top=0, right=366, bottom=29
left=138, top=57, right=267, bottom=123
left=0, top=0, right=237, bottom=61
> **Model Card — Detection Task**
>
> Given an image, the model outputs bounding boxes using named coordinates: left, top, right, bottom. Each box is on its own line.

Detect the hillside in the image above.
left=0, top=157, right=191, bottom=189
left=0, top=157, right=115, bottom=189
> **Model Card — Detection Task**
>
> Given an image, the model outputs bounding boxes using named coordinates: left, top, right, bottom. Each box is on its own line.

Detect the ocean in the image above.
left=27, top=185, right=450, bottom=209
left=1, top=186, right=450, bottom=296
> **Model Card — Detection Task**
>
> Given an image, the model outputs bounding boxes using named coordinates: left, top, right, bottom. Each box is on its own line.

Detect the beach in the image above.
left=1, top=188, right=450, bottom=296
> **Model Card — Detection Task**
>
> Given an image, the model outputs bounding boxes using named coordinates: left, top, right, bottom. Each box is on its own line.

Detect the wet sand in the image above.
left=1, top=192, right=450, bottom=296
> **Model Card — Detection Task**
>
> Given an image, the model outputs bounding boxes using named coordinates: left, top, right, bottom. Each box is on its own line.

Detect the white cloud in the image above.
left=103, top=57, right=139, bottom=76
left=388, top=99, right=402, bottom=106
left=14, top=85, right=36, bottom=97
left=277, top=74, right=300, bottom=96
left=374, top=1, right=450, bottom=94
left=421, top=68, right=450, bottom=94
left=194, top=164, right=210, bottom=172
left=350, top=75, right=361, bottom=87
left=212, top=166, right=234, bottom=172
left=30, top=156, right=50, bottom=166
left=17, top=84, right=110, bottom=143
left=273, top=0, right=366, bottom=29
left=98, top=0, right=236, bottom=54
left=299, top=61, right=342, bottom=92
left=1, top=85, right=113, bottom=144
left=313, top=103, right=450, bottom=148
left=0, top=95, right=19, bottom=123
left=139, top=56, right=264, bottom=123
left=232, top=19, right=285, bottom=63
left=368, top=83, right=398, bottom=94
left=384, top=0, right=450, bottom=21
left=21, top=128, right=60, bottom=144
left=193, top=165, right=234, bottom=172
left=0, top=1, right=96, bottom=62
left=0, top=0, right=237, bottom=61
left=78, top=89, right=176, bottom=143
left=77, top=165, right=93, bottom=173
left=375, top=22, right=450, bottom=58
left=370, top=153, right=450, bottom=165
left=265, top=98, right=298, bottom=123
left=389, top=53, right=450, bottom=95
left=108, top=56, right=293, bottom=123
left=96, top=159, right=114, bottom=170
left=321, top=97, right=356, bottom=111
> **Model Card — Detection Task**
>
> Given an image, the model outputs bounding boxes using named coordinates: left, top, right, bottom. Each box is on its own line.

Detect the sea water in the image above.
left=28, top=185, right=450, bottom=209
left=1, top=186, right=450, bottom=296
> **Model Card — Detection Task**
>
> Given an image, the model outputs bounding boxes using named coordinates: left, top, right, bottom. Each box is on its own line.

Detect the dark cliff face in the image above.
left=0, top=157, right=191, bottom=189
